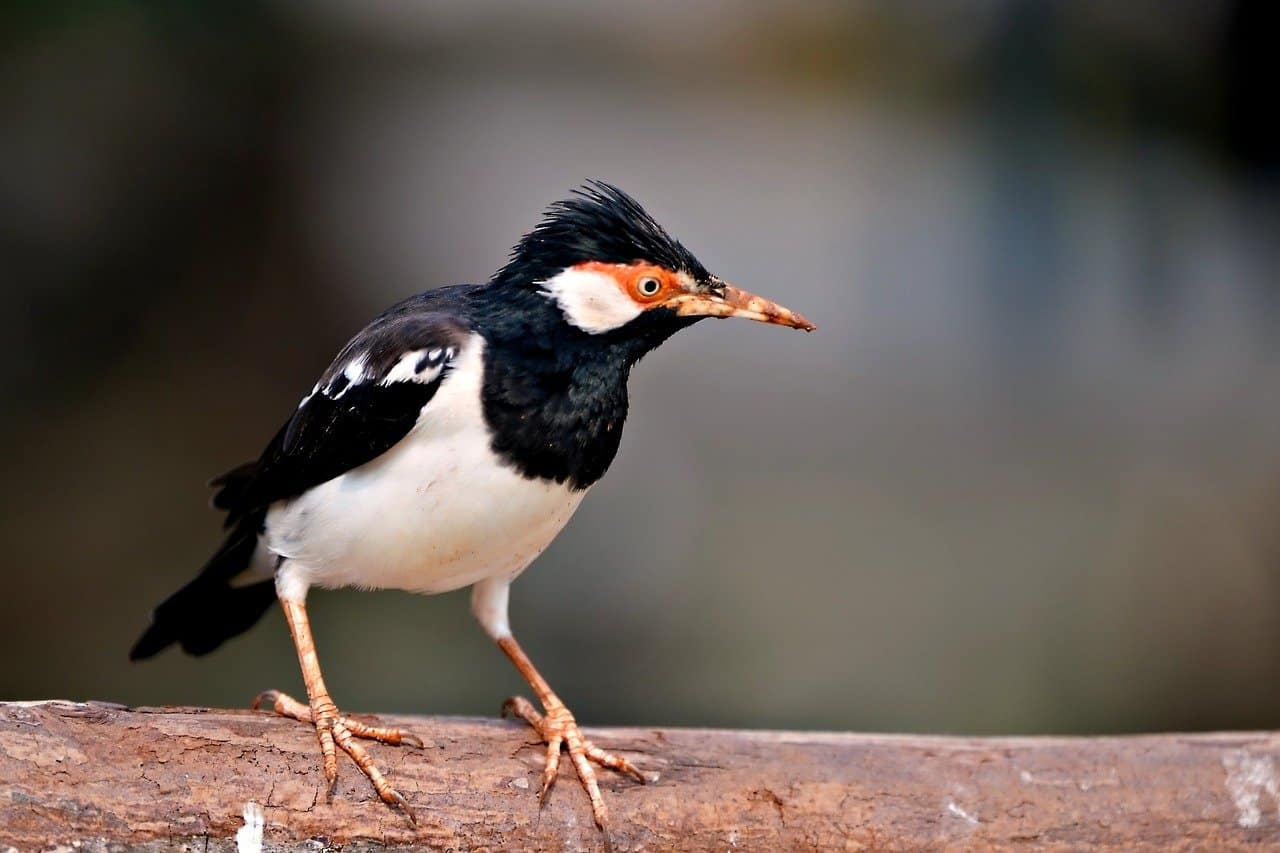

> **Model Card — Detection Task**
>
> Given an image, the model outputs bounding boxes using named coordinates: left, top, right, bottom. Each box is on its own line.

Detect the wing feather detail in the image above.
left=212, top=312, right=471, bottom=527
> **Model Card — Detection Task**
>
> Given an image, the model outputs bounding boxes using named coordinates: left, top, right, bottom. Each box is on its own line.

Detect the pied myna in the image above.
left=132, top=181, right=814, bottom=828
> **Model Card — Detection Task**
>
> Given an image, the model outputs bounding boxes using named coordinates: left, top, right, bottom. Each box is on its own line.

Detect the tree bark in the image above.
left=2, top=700, right=1279, bottom=851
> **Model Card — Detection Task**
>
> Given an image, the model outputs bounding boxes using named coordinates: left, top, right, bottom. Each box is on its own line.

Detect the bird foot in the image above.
left=502, top=694, right=646, bottom=829
left=253, top=689, right=421, bottom=823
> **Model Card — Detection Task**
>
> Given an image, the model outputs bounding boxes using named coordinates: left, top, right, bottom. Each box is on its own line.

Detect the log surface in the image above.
left=2, top=701, right=1280, bottom=850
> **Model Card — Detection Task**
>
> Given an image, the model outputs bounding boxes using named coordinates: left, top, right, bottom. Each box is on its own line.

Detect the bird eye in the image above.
left=636, top=276, right=662, bottom=298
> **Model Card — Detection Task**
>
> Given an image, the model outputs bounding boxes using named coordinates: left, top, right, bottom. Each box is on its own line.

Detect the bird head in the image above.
left=492, top=182, right=814, bottom=352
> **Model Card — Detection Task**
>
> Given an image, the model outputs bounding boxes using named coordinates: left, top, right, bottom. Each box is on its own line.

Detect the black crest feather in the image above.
left=494, top=181, right=711, bottom=287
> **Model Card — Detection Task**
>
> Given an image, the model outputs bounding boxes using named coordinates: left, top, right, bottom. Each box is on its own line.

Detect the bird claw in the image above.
left=503, top=694, right=646, bottom=830
left=251, top=689, right=281, bottom=711
left=388, top=788, right=418, bottom=825
left=253, top=688, right=418, bottom=823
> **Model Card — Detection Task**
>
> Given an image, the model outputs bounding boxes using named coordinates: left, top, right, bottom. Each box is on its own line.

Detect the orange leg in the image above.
left=497, top=635, right=646, bottom=828
left=252, top=600, right=421, bottom=823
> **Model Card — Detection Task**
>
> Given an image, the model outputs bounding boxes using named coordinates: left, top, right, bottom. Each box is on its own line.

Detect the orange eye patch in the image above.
left=571, top=261, right=678, bottom=306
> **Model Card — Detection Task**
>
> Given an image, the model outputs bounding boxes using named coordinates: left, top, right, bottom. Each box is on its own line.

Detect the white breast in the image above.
left=262, top=335, right=586, bottom=595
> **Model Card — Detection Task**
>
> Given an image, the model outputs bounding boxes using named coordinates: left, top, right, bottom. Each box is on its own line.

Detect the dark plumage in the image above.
left=129, top=522, right=276, bottom=659
left=494, top=180, right=712, bottom=288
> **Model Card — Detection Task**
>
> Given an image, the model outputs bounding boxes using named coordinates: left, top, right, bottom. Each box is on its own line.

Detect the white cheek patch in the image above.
left=539, top=267, right=642, bottom=334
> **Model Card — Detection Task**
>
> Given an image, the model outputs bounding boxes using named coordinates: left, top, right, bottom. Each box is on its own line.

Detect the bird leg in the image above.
left=497, top=635, right=646, bottom=828
left=252, top=599, right=421, bottom=822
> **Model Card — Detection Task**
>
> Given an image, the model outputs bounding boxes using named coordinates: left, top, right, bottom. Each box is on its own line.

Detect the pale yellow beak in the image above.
left=668, top=282, right=816, bottom=331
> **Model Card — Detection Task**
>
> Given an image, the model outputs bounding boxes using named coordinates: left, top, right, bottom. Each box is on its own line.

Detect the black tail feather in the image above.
left=130, top=514, right=277, bottom=660
left=209, top=460, right=263, bottom=529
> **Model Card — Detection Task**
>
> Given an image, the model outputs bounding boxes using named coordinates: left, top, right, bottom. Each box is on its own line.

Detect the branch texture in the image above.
left=2, top=701, right=1279, bottom=850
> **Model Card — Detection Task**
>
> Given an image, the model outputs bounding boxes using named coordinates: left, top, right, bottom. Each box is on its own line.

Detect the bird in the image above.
left=130, top=180, right=814, bottom=829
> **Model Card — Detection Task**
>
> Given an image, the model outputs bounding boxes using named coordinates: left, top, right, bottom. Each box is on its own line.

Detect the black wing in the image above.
left=212, top=310, right=471, bottom=528
left=130, top=305, right=474, bottom=661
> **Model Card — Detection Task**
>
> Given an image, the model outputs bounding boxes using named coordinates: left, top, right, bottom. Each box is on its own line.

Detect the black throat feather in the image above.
left=470, top=181, right=710, bottom=489
left=467, top=285, right=698, bottom=490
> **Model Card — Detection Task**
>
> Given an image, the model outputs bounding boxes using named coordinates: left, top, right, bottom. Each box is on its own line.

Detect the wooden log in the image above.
left=2, top=700, right=1279, bottom=850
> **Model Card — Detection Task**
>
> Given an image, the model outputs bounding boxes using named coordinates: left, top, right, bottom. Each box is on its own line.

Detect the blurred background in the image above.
left=2, top=1, right=1278, bottom=736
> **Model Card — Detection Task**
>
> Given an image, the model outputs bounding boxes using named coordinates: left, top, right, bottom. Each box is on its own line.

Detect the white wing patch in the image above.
left=323, top=355, right=368, bottom=400
left=300, top=346, right=458, bottom=408
left=297, top=382, right=321, bottom=409
left=294, top=327, right=465, bottom=414
left=381, top=349, right=428, bottom=385
left=379, top=346, right=456, bottom=386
